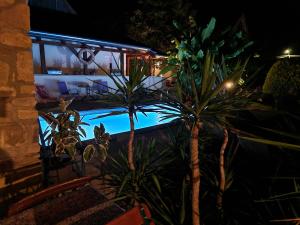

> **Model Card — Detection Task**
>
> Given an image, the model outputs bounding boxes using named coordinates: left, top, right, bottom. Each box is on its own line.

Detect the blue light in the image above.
left=39, top=104, right=176, bottom=145
left=47, top=69, right=63, bottom=75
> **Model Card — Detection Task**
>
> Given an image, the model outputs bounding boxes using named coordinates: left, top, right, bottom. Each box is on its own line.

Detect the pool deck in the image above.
left=36, top=97, right=163, bottom=113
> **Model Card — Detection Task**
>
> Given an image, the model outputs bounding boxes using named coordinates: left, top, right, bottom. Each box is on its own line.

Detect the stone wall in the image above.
left=0, top=0, right=39, bottom=177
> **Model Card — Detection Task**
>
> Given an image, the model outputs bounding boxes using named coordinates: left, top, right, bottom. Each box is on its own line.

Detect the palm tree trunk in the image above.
left=128, top=110, right=135, bottom=171
left=217, top=128, right=228, bottom=210
left=190, top=121, right=201, bottom=225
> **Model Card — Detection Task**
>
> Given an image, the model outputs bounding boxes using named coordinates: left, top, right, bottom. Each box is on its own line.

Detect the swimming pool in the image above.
left=39, top=104, right=177, bottom=144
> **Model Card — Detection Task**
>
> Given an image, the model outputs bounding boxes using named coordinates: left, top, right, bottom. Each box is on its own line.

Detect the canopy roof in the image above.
left=29, top=30, right=158, bottom=54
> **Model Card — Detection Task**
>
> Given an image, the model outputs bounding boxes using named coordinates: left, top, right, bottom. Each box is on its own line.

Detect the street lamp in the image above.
left=284, top=48, right=292, bottom=58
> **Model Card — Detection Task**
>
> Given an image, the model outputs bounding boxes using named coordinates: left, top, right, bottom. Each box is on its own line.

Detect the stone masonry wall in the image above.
left=0, top=0, right=39, bottom=178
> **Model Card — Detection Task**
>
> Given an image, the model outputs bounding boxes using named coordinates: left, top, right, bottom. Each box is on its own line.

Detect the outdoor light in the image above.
left=224, top=81, right=234, bottom=90
left=277, top=48, right=300, bottom=59
left=284, top=48, right=292, bottom=55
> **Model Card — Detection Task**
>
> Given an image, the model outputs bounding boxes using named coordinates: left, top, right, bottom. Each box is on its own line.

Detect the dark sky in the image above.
left=30, top=0, right=300, bottom=58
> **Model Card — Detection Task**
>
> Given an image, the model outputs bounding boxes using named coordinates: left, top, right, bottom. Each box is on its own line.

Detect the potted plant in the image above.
left=39, top=99, right=110, bottom=184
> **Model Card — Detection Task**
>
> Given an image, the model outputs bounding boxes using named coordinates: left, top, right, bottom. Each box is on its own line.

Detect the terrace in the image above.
left=0, top=1, right=299, bottom=225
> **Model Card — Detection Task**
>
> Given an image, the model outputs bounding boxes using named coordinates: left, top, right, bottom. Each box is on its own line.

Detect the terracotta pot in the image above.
left=106, top=203, right=154, bottom=225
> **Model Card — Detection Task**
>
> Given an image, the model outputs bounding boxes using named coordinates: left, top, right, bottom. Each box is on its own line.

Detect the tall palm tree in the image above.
left=216, top=127, right=228, bottom=210
left=158, top=17, right=253, bottom=225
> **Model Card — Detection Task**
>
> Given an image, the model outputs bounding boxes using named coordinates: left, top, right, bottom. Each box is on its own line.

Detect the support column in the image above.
left=39, top=40, right=47, bottom=74
left=120, top=52, right=124, bottom=75
left=0, top=0, right=39, bottom=182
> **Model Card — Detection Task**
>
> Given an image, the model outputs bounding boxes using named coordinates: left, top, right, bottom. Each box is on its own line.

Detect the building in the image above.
left=31, top=31, right=166, bottom=102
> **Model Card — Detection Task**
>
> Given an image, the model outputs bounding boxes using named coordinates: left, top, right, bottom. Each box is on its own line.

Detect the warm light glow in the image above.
left=284, top=48, right=292, bottom=55
left=224, top=81, right=234, bottom=89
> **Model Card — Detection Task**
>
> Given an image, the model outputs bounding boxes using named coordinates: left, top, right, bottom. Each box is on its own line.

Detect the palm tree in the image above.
left=158, top=17, right=253, bottom=225
left=92, top=57, right=155, bottom=171
left=216, top=127, right=228, bottom=210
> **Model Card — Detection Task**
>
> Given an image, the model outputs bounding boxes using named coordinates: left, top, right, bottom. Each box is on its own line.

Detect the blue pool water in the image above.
left=39, top=104, right=177, bottom=144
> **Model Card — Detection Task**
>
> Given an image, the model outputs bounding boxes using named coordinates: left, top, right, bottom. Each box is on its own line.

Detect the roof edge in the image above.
left=29, top=30, right=158, bottom=55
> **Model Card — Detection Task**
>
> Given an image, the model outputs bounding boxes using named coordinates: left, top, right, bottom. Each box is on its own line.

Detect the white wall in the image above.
left=34, top=75, right=163, bottom=98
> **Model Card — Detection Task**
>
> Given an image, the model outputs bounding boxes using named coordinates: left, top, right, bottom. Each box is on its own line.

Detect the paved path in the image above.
left=0, top=182, right=123, bottom=225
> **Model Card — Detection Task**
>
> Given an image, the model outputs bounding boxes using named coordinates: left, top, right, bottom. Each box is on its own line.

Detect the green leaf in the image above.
left=178, top=49, right=184, bottom=61
left=240, top=136, right=300, bottom=151
left=201, top=17, right=216, bottom=43
left=111, top=195, right=128, bottom=203
left=80, top=122, right=90, bottom=126
left=92, top=110, right=128, bottom=119
left=173, top=20, right=181, bottom=30
left=254, top=126, right=300, bottom=140
left=236, top=31, right=243, bottom=38
left=78, top=126, right=86, bottom=138
left=55, top=142, right=65, bottom=155
left=42, top=130, right=50, bottom=138
left=62, top=136, right=78, bottom=145
left=94, top=126, right=100, bottom=139
left=100, top=123, right=105, bottom=133
left=180, top=179, right=187, bottom=224
left=83, top=144, right=96, bottom=162
left=59, top=98, right=73, bottom=112
left=97, top=144, right=108, bottom=162
left=151, top=174, right=162, bottom=193
left=201, top=51, right=215, bottom=97
left=40, top=112, right=58, bottom=127
left=64, top=143, right=77, bottom=159
left=196, top=49, right=204, bottom=59
left=216, top=40, right=225, bottom=48
left=73, top=110, right=80, bottom=125
left=118, top=172, right=131, bottom=195
left=160, top=65, right=176, bottom=74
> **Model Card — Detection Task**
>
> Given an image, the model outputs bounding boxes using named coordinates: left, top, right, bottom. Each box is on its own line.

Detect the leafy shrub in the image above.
left=103, top=139, right=175, bottom=207
left=263, top=58, right=300, bottom=97
left=40, top=99, right=110, bottom=162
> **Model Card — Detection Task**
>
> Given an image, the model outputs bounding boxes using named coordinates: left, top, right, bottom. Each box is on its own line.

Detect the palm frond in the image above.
left=239, top=136, right=300, bottom=151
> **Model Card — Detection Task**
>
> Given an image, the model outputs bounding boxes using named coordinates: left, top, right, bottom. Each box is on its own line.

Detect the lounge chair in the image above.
left=91, top=80, right=109, bottom=95
left=35, top=85, right=57, bottom=103
left=100, top=80, right=109, bottom=94
left=57, top=81, right=80, bottom=98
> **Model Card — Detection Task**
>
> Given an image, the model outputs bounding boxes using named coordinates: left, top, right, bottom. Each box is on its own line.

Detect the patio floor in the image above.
left=0, top=117, right=178, bottom=224
left=0, top=181, right=124, bottom=225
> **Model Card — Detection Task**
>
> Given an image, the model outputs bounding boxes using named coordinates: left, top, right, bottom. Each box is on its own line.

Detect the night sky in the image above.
left=30, top=0, right=300, bottom=59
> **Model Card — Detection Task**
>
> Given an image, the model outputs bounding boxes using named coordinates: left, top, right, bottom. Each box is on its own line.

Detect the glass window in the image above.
left=34, top=43, right=122, bottom=75
left=32, top=43, right=41, bottom=74
left=44, top=45, right=83, bottom=75
left=88, top=51, right=120, bottom=75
